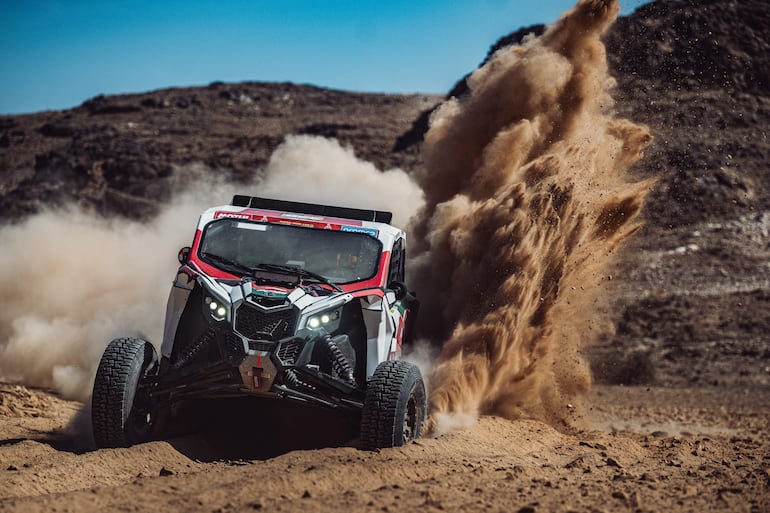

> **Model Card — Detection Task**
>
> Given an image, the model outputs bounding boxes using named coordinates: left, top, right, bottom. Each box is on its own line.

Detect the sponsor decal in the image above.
left=281, top=213, right=325, bottom=221
left=341, top=225, right=379, bottom=238
left=214, top=211, right=250, bottom=220
left=277, top=220, right=315, bottom=228
left=214, top=210, right=350, bottom=232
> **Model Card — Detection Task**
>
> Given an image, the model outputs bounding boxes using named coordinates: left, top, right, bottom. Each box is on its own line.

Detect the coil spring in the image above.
left=322, top=335, right=354, bottom=383
left=283, top=369, right=314, bottom=391
left=174, top=329, right=213, bottom=368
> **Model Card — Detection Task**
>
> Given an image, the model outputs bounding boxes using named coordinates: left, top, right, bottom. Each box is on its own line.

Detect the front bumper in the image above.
left=158, top=327, right=364, bottom=411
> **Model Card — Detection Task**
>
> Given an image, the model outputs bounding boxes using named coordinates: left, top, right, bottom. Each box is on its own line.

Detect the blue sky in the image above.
left=0, top=0, right=649, bottom=115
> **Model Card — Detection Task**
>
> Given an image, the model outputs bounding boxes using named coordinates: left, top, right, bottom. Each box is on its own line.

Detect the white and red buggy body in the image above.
left=91, top=196, right=425, bottom=450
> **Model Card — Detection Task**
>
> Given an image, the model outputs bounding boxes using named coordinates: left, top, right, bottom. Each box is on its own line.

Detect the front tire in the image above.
left=92, top=337, right=158, bottom=448
left=360, top=360, right=426, bottom=450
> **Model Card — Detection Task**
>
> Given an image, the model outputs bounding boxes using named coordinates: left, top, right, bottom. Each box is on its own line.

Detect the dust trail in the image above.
left=0, top=136, right=422, bottom=401
left=0, top=195, right=217, bottom=401
left=410, top=0, right=653, bottom=429
left=257, top=135, right=423, bottom=229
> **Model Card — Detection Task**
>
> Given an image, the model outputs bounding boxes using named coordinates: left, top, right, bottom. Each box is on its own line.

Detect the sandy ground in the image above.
left=1, top=382, right=768, bottom=513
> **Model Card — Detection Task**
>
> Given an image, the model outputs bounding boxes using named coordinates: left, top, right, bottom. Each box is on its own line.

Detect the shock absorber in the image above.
left=173, top=329, right=214, bottom=368
left=283, top=369, right=315, bottom=391
left=321, top=334, right=355, bottom=384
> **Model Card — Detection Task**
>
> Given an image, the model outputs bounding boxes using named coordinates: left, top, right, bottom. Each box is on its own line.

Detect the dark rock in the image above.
left=38, top=122, right=74, bottom=138
left=82, top=95, right=142, bottom=115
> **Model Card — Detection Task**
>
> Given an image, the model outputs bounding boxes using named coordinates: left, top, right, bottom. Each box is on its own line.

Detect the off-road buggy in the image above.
left=91, top=196, right=425, bottom=450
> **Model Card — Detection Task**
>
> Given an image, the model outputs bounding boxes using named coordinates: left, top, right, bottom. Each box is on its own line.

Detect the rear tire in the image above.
left=92, top=337, right=158, bottom=448
left=360, top=360, right=426, bottom=450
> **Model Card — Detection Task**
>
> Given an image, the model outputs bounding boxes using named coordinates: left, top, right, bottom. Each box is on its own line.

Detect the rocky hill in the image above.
left=599, top=0, right=770, bottom=387
left=0, top=84, right=437, bottom=219
left=1, top=0, right=769, bottom=387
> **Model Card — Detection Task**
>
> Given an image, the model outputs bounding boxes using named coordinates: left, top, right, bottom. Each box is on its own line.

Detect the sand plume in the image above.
left=410, top=0, right=654, bottom=428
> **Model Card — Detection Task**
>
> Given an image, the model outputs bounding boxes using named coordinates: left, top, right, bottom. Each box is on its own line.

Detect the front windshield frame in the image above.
left=197, top=218, right=383, bottom=285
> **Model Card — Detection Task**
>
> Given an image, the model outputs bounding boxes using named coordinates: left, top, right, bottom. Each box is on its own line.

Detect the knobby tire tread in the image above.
left=92, top=337, right=147, bottom=448
left=360, top=360, right=423, bottom=450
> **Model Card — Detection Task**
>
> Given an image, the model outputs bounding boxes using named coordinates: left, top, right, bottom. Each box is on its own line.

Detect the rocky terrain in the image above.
left=1, top=0, right=769, bottom=511
left=597, top=0, right=770, bottom=390
left=0, top=83, right=438, bottom=219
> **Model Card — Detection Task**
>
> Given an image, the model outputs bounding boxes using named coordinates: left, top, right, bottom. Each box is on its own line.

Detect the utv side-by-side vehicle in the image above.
left=91, top=196, right=425, bottom=450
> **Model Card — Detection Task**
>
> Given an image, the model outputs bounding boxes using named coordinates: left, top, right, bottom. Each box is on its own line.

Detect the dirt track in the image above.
left=1, top=383, right=768, bottom=513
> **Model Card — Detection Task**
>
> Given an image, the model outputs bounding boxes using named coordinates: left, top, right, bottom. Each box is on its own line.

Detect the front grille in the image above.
left=248, top=340, right=276, bottom=352
left=252, top=295, right=289, bottom=308
left=235, top=304, right=297, bottom=341
left=224, top=332, right=246, bottom=364
left=276, top=339, right=304, bottom=365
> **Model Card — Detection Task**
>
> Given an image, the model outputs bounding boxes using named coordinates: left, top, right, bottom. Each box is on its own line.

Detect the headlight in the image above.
left=204, top=296, right=228, bottom=322
left=305, top=308, right=342, bottom=332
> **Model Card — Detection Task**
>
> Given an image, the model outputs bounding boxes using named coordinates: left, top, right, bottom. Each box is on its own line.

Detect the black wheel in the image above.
left=91, top=337, right=158, bottom=448
left=360, top=360, right=426, bottom=450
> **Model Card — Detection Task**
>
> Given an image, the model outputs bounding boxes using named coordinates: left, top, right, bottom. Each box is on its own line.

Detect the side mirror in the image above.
left=387, top=280, right=407, bottom=302
left=178, top=246, right=191, bottom=264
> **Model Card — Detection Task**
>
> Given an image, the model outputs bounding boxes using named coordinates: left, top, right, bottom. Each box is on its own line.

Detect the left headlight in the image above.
left=305, top=308, right=342, bottom=332
left=204, top=295, right=228, bottom=322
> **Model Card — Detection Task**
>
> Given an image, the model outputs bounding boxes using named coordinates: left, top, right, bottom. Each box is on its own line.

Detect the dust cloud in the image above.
left=0, top=136, right=422, bottom=400
left=258, top=135, right=423, bottom=229
left=0, top=198, right=210, bottom=401
left=409, top=0, right=654, bottom=430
